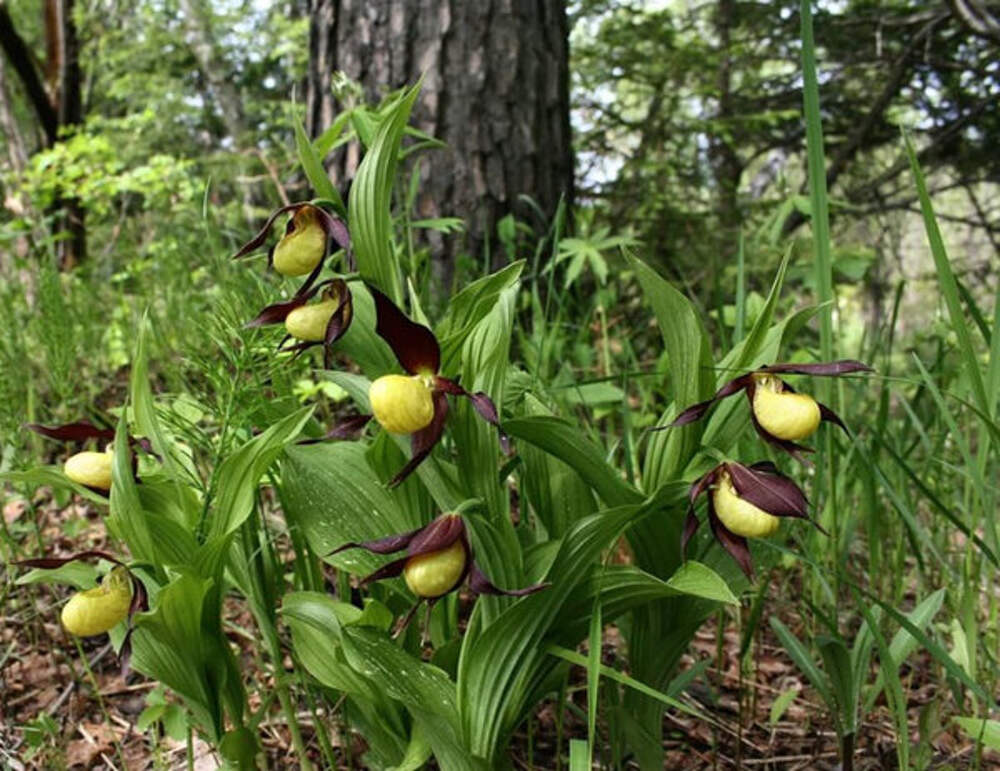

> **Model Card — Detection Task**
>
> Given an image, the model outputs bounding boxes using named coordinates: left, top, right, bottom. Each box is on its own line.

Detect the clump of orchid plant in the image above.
left=684, top=461, right=823, bottom=578
left=669, top=360, right=872, bottom=461
left=331, top=512, right=548, bottom=628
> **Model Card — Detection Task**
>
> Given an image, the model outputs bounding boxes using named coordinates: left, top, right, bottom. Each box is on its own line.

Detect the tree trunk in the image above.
left=306, top=0, right=574, bottom=289
left=49, top=0, right=86, bottom=268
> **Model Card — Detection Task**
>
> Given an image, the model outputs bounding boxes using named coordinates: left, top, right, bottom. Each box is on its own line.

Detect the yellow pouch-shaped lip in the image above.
left=752, top=376, right=821, bottom=441
left=403, top=539, right=467, bottom=598
left=64, top=448, right=113, bottom=491
left=369, top=374, right=435, bottom=434
left=285, top=299, right=338, bottom=342
left=61, top=567, right=132, bottom=637
left=273, top=207, right=326, bottom=276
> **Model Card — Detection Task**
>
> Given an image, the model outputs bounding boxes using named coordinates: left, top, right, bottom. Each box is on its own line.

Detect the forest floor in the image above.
left=1, top=488, right=995, bottom=770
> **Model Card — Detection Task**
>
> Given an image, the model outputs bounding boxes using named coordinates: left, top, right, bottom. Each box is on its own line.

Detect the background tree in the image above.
left=573, top=0, right=1000, bottom=304
left=306, top=0, right=575, bottom=287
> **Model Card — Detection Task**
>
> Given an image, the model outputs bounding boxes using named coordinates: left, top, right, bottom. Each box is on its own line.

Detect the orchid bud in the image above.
left=369, top=374, right=436, bottom=434
left=750, top=374, right=821, bottom=441
left=273, top=206, right=327, bottom=277
left=403, top=538, right=468, bottom=598
left=61, top=567, right=132, bottom=637
left=711, top=468, right=780, bottom=538
left=63, top=446, right=114, bottom=491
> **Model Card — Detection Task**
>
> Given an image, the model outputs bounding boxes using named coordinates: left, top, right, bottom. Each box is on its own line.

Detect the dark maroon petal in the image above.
left=129, top=576, right=148, bottom=616
left=663, top=374, right=754, bottom=429
left=322, top=282, right=354, bottom=368
left=747, top=460, right=780, bottom=475
left=369, top=285, right=441, bottom=375
left=407, top=514, right=465, bottom=557
left=688, top=466, right=720, bottom=506
left=25, top=422, right=115, bottom=443
left=231, top=203, right=304, bottom=260
left=761, top=360, right=873, bottom=377
left=681, top=509, right=700, bottom=557
left=292, top=257, right=329, bottom=300
left=748, top=408, right=815, bottom=467
left=817, top=402, right=848, bottom=432
left=245, top=296, right=309, bottom=328
left=467, top=562, right=550, bottom=597
left=726, top=462, right=808, bottom=519
left=388, top=391, right=449, bottom=487
left=313, top=207, right=351, bottom=250
left=360, top=556, right=410, bottom=586
left=435, top=376, right=500, bottom=426
left=303, top=414, right=372, bottom=443
left=328, top=528, right=422, bottom=558
left=278, top=339, right=322, bottom=359
left=707, top=499, right=754, bottom=579
left=15, top=550, right=122, bottom=570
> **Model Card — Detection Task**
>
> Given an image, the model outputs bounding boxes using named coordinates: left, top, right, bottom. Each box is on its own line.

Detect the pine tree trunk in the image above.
left=306, top=0, right=573, bottom=288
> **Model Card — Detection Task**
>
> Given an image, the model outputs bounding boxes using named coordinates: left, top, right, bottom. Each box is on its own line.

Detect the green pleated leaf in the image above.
left=629, top=254, right=714, bottom=489
left=208, top=406, right=313, bottom=538
left=295, top=113, right=345, bottom=216
left=109, top=419, right=155, bottom=563
left=280, top=443, right=421, bottom=575
left=349, top=82, right=422, bottom=303
left=457, top=504, right=641, bottom=760
left=130, top=574, right=220, bottom=738
left=502, top=415, right=641, bottom=507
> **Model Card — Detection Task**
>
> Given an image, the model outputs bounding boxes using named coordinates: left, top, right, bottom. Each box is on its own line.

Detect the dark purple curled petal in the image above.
left=706, top=498, right=754, bottom=579
left=467, top=562, right=550, bottom=597
left=322, top=282, right=354, bottom=368
left=306, top=414, right=372, bottom=443
left=726, top=462, right=808, bottom=519
left=245, top=296, right=310, bottom=328
left=360, top=557, right=409, bottom=585
left=680, top=509, right=700, bottom=557
left=663, top=374, right=755, bottom=429
left=231, top=203, right=304, bottom=260
left=435, top=377, right=500, bottom=425
left=26, top=422, right=115, bottom=443
left=313, top=207, right=351, bottom=250
left=328, top=527, right=423, bottom=558
left=761, top=360, right=873, bottom=377
left=15, top=550, right=123, bottom=570
left=369, top=286, right=441, bottom=375
left=817, top=402, right=848, bottom=432
left=407, top=515, right=465, bottom=557
left=389, top=391, right=449, bottom=487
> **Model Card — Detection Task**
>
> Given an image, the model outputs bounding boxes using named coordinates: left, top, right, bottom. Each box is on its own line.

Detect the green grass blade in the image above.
left=904, top=133, right=990, bottom=419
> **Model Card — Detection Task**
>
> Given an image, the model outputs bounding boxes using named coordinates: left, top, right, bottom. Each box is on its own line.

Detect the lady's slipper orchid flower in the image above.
left=26, top=421, right=150, bottom=492
left=668, top=360, right=872, bottom=460
left=245, top=278, right=353, bottom=368
left=232, top=202, right=350, bottom=279
left=330, top=286, right=502, bottom=486
left=331, top=514, right=548, bottom=605
left=683, top=461, right=821, bottom=578
left=16, top=551, right=147, bottom=640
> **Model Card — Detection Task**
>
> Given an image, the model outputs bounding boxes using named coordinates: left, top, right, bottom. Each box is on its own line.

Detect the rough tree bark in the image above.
left=306, top=0, right=574, bottom=287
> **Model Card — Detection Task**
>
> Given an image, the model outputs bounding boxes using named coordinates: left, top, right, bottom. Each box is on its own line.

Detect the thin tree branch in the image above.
left=0, top=2, right=57, bottom=143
